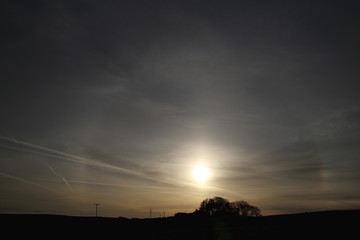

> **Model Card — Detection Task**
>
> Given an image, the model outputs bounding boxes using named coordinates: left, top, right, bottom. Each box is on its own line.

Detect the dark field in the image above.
left=1, top=210, right=359, bottom=239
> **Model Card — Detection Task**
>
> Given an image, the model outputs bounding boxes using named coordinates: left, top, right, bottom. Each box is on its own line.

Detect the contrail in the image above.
left=68, top=179, right=188, bottom=191
left=0, top=136, right=228, bottom=193
left=48, top=165, right=73, bottom=192
left=0, top=136, right=150, bottom=178
left=0, top=172, right=55, bottom=192
left=0, top=136, right=188, bottom=190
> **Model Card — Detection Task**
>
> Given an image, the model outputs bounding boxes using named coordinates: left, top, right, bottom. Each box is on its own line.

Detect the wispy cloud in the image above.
left=0, top=136, right=155, bottom=178
left=0, top=136, right=212, bottom=192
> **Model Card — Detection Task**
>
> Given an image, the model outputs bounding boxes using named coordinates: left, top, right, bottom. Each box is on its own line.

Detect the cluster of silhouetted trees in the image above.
left=198, top=196, right=261, bottom=217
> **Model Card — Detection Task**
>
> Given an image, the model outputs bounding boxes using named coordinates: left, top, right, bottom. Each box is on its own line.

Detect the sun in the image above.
left=193, top=166, right=210, bottom=183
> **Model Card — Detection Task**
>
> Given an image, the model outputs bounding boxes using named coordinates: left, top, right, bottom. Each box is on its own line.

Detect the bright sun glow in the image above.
left=193, top=166, right=210, bottom=183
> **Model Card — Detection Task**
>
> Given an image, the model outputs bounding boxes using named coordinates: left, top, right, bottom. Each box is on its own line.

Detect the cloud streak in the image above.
left=0, top=172, right=55, bottom=192
left=0, top=136, right=154, bottom=178
left=0, top=136, right=218, bottom=192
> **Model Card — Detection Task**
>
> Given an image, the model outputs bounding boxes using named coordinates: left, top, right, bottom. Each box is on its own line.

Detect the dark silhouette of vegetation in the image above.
left=231, top=200, right=262, bottom=216
left=199, top=196, right=261, bottom=217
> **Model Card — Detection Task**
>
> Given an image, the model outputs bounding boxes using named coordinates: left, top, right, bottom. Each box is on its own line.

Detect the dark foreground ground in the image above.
left=1, top=210, right=359, bottom=239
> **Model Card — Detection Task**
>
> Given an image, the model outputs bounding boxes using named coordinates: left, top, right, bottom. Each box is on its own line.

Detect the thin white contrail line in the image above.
left=68, top=179, right=188, bottom=191
left=0, top=136, right=190, bottom=190
left=0, top=136, right=230, bottom=193
left=48, top=165, right=73, bottom=192
left=0, top=136, right=150, bottom=177
left=0, top=142, right=189, bottom=190
left=0, top=172, right=55, bottom=192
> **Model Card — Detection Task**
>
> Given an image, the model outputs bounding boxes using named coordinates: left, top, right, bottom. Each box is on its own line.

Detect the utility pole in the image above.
left=149, top=208, right=152, bottom=219
left=94, top=203, right=100, bottom=217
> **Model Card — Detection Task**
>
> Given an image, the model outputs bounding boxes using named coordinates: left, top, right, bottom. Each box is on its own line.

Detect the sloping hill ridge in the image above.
left=1, top=210, right=359, bottom=239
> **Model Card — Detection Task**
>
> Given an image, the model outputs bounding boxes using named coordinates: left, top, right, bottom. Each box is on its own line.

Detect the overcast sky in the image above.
left=1, top=0, right=360, bottom=217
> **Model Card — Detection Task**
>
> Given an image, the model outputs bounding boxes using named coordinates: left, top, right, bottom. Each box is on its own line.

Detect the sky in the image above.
left=1, top=0, right=360, bottom=218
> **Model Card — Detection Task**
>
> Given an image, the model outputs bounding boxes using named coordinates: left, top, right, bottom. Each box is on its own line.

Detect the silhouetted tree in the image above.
left=249, top=205, right=261, bottom=217
left=199, top=196, right=232, bottom=216
left=199, top=197, right=261, bottom=217
left=231, top=200, right=261, bottom=216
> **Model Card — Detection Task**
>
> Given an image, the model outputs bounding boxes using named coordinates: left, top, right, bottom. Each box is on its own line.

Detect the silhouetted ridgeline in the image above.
left=1, top=210, right=359, bottom=239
